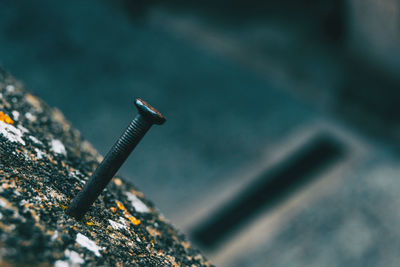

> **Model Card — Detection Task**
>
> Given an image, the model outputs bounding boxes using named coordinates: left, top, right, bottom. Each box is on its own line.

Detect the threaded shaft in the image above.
left=111, top=115, right=150, bottom=159
left=66, top=114, right=151, bottom=219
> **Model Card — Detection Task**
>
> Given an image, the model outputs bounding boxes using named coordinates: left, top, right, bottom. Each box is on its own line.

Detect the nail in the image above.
left=66, top=98, right=166, bottom=220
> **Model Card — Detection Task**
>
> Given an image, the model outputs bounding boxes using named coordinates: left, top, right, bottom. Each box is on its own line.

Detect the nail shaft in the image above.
left=66, top=98, right=165, bottom=220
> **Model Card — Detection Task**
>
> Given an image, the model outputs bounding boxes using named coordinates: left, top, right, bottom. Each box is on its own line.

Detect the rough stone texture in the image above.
left=0, top=67, right=212, bottom=266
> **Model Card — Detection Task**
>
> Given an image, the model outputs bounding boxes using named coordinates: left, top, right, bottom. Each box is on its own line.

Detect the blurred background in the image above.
left=1, top=0, right=400, bottom=266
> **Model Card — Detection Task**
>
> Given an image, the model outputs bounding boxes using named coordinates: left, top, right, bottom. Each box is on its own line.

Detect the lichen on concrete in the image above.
left=0, top=68, right=212, bottom=266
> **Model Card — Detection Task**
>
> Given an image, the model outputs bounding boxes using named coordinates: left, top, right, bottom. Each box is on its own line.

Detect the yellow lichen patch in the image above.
left=0, top=111, right=14, bottom=124
left=115, top=201, right=126, bottom=211
left=113, top=178, right=123, bottom=186
left=86, top=220, right=100, bottom=227
left=127, top=216, right=141, bottom=226
left=115, top=200, right=141, bottom=226
left=47, top=155, right=57, bottom=165
left=60, top=204, right=68, bottom=210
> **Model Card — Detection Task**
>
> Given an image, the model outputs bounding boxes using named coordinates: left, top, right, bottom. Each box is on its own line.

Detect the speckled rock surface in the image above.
left=0, top=67, right=212, bottom=266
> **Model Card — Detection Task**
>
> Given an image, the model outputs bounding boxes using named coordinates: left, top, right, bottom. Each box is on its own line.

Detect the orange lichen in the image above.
left=127, top=216, right=141, bottom=226
left=0, top=112, right=14, bottom=124
left=86, top=220, right=100, bottom=226
left=115, top=201, right=141, bottom=225
left=115, top=201, right=126, bottom=211
left=110, top=207, right=117, bottom=213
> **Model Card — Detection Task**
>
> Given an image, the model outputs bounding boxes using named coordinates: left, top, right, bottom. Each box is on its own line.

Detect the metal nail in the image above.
left=66, top=98, right=166, bottom=220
